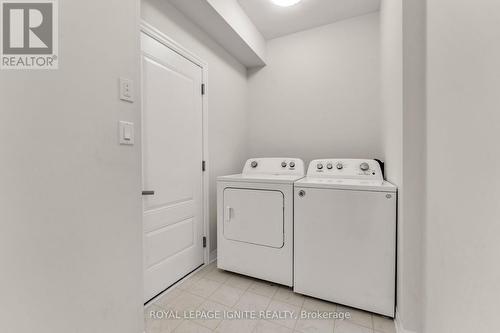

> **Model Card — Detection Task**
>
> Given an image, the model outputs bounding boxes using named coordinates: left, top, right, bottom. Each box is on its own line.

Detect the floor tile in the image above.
left=145, top=304, right=163, bottom=321
left=209, top=284, right=245, bottom=307
left=194, top=300, right=231, bottom=330
left=145, top=263, right=389, bottom=333
left=302, top=296, right=337, bottom=312
left=178, top=275, right=202, bottom=291
left=204, top=261, right=217, bottom=271
left=234, top=291, right=272, bottom=312
left=169, top=291, right=205, bottom=312
left=216, top=319, right=258, bottom=333
left=204, top=269, right=232, bottom=284
left=225, top=274, right=254, bottom=290
left=193, top=262, right=217, bottom=279
left=146, top=318, right=184, bottom=333
left=174, top=320, right=212, bottom=333
left=294, top=317, right=335, bottom=333
left=334, top=320, right=373, bottom=333
left=248, top=280, right=279, bottom=298
left=154, top=288, right=184, bottom=310
left=253, top=320, right=293, bottom=333
left=145, top=305, right=183, bottom=333
left=266, top=300, right=301, bottom=329
left=273, top=287, right=305, bottom=307
left=373, top=315, right=396, bottom=333
left=186, top=278, right=222, bottom=298
left=337, top=306, right=373, bottom=329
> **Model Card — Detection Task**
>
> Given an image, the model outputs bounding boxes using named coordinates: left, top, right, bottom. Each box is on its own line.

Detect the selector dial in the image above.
left=281, top=161, right=287, bottom=168
left=360, top=162, right=370, bottom=171
left=317, top=163, right=324, bottom=170
left=289, top=161, right=295, bottom=168
left=326, top=163, right=333, bottom=170
left=336, top=163, right=344, bottom=170
left=251, top=161, right=258, bottom=168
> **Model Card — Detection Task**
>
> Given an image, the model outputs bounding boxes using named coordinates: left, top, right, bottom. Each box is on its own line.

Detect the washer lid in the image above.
left=295, top=177, right=397, bottom=192
left=218, top=173, right=304, bottom=184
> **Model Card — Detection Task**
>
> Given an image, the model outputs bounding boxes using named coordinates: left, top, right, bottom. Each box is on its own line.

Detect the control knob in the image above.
left=289, top=161, right=295, bottom=168
left=281, top=161, right=287, bottom=168
left=360, top=162, right=370, bottom=171
left=317, top=163, right=324, bottom=170
left=251, top=161, right=258, bottom=168
left=336, top=163, right=343, bottom=170
left=326, top=163, right=333, bottom=170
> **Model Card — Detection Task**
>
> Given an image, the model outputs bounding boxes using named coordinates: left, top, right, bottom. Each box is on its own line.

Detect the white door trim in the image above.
left=140, top=21, right=210, bottom=266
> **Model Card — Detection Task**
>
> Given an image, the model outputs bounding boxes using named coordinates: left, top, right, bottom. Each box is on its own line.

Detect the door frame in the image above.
left=140, top=21, right=210, bottom=266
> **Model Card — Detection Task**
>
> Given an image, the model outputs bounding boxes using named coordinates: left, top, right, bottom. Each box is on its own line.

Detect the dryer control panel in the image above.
left=307, top=159, right=383, bottom=180
left=243, top=158, right=305, bottom=176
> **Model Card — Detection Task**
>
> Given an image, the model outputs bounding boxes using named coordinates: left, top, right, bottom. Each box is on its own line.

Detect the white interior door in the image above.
left=141, top=32, right=204, bottom=302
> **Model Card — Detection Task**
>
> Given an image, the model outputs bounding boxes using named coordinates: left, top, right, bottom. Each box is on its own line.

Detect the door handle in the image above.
left=142, top=190, right=155, bottom=196
left=225, top=206, right=232, bottom=222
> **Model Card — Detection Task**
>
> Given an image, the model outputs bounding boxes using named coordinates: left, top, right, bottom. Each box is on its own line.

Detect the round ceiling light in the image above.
left=270, top=0, right=302, bottom=7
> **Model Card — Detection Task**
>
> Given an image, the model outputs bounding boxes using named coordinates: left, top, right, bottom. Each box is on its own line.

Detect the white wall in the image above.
left=380, top=1, right=412, bottom=332
left=401, top=0, right=426, bottom=332
left=379, top=1, right=404, bottom=327
left=381, top=1, right=426, bottom=332
left=247, top=13, right=382, bottom=163
left=0, top=1, right=143, bottom=333
left=425, top=1, right=500, bottom=332
left=380, top=1, right=402, bottom=186
left=141, top=0, right=249, bottom=252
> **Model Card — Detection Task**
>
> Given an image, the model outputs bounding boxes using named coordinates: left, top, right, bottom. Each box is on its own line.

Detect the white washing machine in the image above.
left=294, top=159, right=397, bottom=317
left=217, top=158, right=305, bottom=286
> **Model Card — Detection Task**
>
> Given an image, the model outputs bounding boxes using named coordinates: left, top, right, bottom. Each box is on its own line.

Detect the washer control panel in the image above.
left=243, top=158, right=305, bottom=176
left=307, top=159, right=383, bottom=180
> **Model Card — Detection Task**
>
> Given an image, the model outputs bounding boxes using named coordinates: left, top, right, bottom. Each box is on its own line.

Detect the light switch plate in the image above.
left=119, top=121, right=134, bottom=145
left=119, top=78, right=134, bottom=102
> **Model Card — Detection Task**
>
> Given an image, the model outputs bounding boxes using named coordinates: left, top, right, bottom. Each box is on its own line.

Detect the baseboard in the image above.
left=209, top=249, right=217, bottom=263
left=395, top=309, right=418, bottom=333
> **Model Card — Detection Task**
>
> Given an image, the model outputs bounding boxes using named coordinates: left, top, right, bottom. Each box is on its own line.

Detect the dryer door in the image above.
left=223, top=188, right=284, bottom=248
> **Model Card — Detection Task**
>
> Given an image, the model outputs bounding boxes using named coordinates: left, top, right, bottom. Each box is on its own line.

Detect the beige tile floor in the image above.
left=145, top=262, right=396, bottom=333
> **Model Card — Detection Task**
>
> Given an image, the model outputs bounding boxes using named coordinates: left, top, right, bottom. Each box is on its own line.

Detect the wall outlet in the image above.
left=119, top=78, right=134, bottom=102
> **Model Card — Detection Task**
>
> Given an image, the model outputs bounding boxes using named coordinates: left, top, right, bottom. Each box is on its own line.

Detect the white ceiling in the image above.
left=237, top=0, right=381, bottom=40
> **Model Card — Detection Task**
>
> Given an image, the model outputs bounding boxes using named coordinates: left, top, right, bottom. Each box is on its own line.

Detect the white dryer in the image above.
left=217, top=158, right=305, bottom=286
left=294, top=159, right=397, bottom=317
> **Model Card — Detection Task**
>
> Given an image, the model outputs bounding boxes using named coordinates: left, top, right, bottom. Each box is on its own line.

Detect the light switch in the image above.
left=119, top=121, right=134, bottom=145
left=119, top=78, right=134, bottom=102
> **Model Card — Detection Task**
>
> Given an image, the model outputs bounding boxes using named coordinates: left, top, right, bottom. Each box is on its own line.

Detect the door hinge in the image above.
left=201, top=83, right=206, bottom=95
left=202, top=160, right=206, bottom=172
left=202, top=236, right=207, bottom=248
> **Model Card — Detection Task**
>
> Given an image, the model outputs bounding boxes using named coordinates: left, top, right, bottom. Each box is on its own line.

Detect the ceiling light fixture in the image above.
left=270, top=0, right=302, bottom=7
